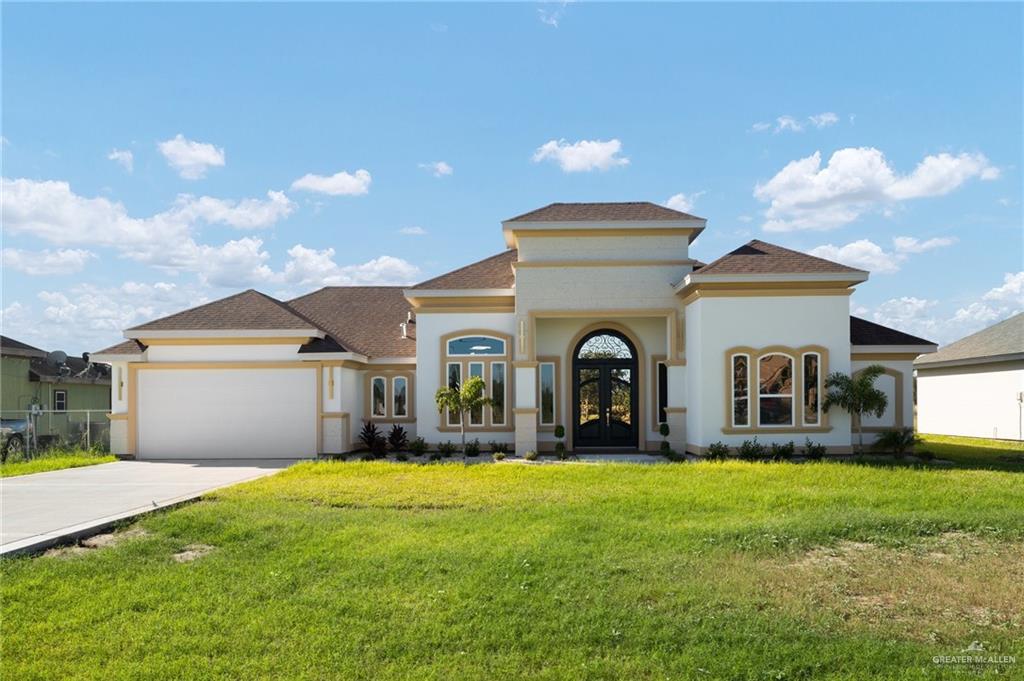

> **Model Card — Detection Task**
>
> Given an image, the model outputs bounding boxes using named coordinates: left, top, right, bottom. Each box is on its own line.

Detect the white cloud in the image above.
left=157, top=134, right=225, bottom=180
left=280, top=246, right=420, bottom=289
left=419, top=161, right=453, bottom=177
left=750, top=122, right=773, bottom=133
left=399, top=226, right=427, bottom=236
left=290, top=169, right=372, bottom=196
left=1, top=248, right=95, bottom=276
left=532, top=138, right=629, bottom=173
left=171, top=190, right=296, bottom=229
left=664, top=191, right=705, bottom=213
left=538, top=1, right=570, bottom=27
left=107, top=149, right=134, bottom=173
left=775, top=115, right=804, bottom=133
left=808, top=112, right=839, bottom=129
left=754, top=148, right=999, bottom=231
left=982, top=271, right=1024, bottom=306
left=811, top=235, right=956, bottom=274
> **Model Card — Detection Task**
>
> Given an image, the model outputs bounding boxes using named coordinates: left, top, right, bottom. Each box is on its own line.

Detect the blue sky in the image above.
left=2, top=2, right=1021, bottom=354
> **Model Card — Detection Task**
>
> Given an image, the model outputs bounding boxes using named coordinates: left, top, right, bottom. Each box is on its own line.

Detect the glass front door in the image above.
left=572, top=331, right=638, bottom=448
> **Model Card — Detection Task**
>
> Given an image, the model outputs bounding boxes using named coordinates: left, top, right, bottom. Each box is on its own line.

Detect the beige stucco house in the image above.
left=92, top=202, right=937, bottom=459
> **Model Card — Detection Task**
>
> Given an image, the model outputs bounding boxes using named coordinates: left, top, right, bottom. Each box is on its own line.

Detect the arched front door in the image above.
left=572, top=329, right=639, bottom=448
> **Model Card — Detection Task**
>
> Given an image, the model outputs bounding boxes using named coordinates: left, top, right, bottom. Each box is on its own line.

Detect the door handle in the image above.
left=605, top=407, right=610, bottom=426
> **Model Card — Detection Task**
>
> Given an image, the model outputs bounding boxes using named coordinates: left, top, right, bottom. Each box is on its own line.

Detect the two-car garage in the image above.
left=134, top=366, right=318, bottom=459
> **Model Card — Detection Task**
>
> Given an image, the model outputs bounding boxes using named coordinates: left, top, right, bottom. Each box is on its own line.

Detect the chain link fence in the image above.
left=0, top=409, right=111, bottom=458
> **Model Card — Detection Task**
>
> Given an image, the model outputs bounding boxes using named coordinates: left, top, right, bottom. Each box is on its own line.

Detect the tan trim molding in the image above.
left=682, top=286, right=854, bottom=306
left=106, top=413, right=127, bottom=421
left=852, top=366, right=904, bottom=432
left=514, top=259, right=695, bottom=269
left=526, top=308, right=681, bottom=362
left=509, top=227, right=698, bottom=241
left=536, top=356, right=561, bottom=431
left=651, top=354, right=667, bottom=431
left=513, top=407, right=540, bottom=415
left=138, top=336, right=312, bottom=346
left=407, top=295, right=515, bottom=312
left=722, top=345, right=830, bottom=435
left=363, top=370, right=416, bottom=424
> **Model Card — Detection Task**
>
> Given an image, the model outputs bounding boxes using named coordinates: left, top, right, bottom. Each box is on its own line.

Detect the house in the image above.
left=1, top=335, right=112, bottom=445
left=915, top=313, right=1023, bottom=441
left=91, top=202, right=938, bottom=459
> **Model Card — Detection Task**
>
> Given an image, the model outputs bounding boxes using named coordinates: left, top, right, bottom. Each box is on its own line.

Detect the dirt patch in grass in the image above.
left=756, top=532, right=1024, bottom=643
left=172, top=544, right=214, bottom=563
left=43, top=527, right=149, bottom=558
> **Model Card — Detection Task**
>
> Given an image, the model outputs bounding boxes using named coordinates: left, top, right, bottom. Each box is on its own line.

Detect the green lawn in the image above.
left=0, top=450, right=116, bottom=478
left=3, top=459, right=1023, bottom=680
left=918, top=433, right=1024, bottom=471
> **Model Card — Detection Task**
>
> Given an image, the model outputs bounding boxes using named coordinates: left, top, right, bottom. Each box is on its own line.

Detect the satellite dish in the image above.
left=47, top=350, right=67, bottom=365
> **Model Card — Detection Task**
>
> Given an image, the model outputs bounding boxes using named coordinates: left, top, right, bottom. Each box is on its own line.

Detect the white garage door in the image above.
left=136, top=368, right=317, bottom=459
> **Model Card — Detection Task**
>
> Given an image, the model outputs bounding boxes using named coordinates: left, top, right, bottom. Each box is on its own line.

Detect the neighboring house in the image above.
left=915, top=313, right=1024, bottom=441
left=92, top=202, right=938, bottom=460
left=1, top=335, right=112, bottom=445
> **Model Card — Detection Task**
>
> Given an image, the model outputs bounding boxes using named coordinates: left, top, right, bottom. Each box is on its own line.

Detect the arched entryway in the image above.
left=572, top=329, right=639, bottom=449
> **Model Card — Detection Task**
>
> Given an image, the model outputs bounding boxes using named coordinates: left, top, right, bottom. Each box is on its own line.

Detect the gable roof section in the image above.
left=697, top=240, right=866, bottom=277
left=850, top=316, right=935, bottom=346
left=915, top=313, right=1023, bottom=367
left=1, top=335, right=47, bottom=358
left=411, top=249, right=517, bottom=290
left=93, top=339, right=148, bottom=357
left=287, top=287, right=416, bottom=358
left=126, top=289, right=322, bottom=335
left=505, top=201, right=702, bottom=223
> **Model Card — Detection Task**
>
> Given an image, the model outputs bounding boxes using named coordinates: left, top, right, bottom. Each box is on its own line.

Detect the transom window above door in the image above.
left=577, top=334, right=633, bottom=359
left=446, top=336, right=506, bottom=356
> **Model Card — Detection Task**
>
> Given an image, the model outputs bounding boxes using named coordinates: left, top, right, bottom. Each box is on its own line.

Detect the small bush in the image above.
left=464, top=439, right=481, bottom=457
left=387, top=425, right=409, bottom=452
left=659, top=423, right=670, bottom=438
left=873, top=427, right=920, bottom=458
left=395, top=452, right=409, bottom=462
left=370, top=436, right=388, bottom=459
left=659, top=440, right=671, bottom=456
left=524, top=450, right=539, bottom=461
left=665, top=449, right=686, bottom=462
left=409, top=437, right=428, bottom=457
left=553, top=425, right=565, bottom=439
left=916, top=449, right=935, bottom=461
left=492, top=451, right=506, bottom=461
left=705, top=441, right=730, bottom=460
left=802, top=438, right=827, bottom=460
left=554, top=441, right=568, bottom=460
left=489, top=441, right=509, bottom=454
left=428, top=452, right=443, bottom=462
left=737, top=438, right=767, bottom=460
left=438, top=441, right=458, bottom=457
left=358, top=421, right=382, bottom=451
left=769, top=440, right=796, bottom=461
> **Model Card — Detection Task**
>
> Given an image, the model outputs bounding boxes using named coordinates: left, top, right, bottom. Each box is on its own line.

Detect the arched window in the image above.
left=577, top=333, right=633, bottom=359
left=441, top=331, right=511, bottom=429
left=725, top=346, right=827, bottom=431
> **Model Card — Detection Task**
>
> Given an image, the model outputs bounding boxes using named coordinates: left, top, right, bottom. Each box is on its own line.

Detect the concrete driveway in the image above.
left=0, top=459, right=295, bottom=556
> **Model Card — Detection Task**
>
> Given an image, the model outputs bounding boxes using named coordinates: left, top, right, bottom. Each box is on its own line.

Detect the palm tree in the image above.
left=822, top=364, right=889, bottom=454
left=435, top=375, right=492, bottom=455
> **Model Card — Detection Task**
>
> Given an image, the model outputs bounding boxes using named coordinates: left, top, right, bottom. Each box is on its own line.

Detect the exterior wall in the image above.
left=917, top=361, right=1024, bottom=441
left=413, top=311, right=516, bottom=446
left=514, top=264, right=692, bottom=316
left=851, top=358, right=916, bottom=443
left=145, top=344, right=306, bottom=362
left=685, top=294, right=853, bottom=451
left=516, top=234, right=691, bottom=262
left=1, top=356, right=35, bottom=410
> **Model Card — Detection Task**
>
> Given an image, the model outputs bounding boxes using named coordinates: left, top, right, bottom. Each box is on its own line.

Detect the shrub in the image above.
left=554, top=441, right=568, bottom=460
left=916, top=449, right=935, bottom=461
left=659, top=423, right=670, bottom=438
left=489, top=441, right=509, bottom=454
left=428, top=452, right=443, bottom=462
left=524, top=450, right=539, bottom=461
left=737, top=437, right=767, bottom=460
left=769, top=440, right=796, bottom=461
left=665, top=449, right=686, bottom=462
left=464, top=439, right=481, bottom=457
left=409, top=437, right=428, bottom=457
left=802, top=438, right=827, bottom=461
left=659, top=440, right=671, bottom=456
left=387, top=425, right=409, bottom=452
left=371, top=436, right=388, bottom=459
left=492, top=451, right=506, bottom=461
left=705, top=441, right=730, bottom=460
left=873, top=427, right=920, bottom=458
left=395, top=452, right=409, bottom=462
left=358, top=421, right=382, bottom=451
left=553, top=425, right=565, bottom=440
left=438, top=441, right=458, bottom=457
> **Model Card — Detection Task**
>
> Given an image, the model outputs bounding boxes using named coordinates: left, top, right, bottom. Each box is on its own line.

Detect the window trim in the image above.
left=757, top=352, right=795, bottom=428
left=392, top=376, right=408, bottom=418
left=370, top=376, right=387, bottom=418
left=53, top=389, right=68, bottom=413
left=730, top=353, right=751, bottom=428
left=446, top=335, right=507, bottom=357
left=801, top=352, right=821, bottom=426
left=490, top=361, right=506, bottom=426
left=445, top=361, right=462, bottom=426
left=537, top=359, right=558, bottom=427
left=722, top=345, right=831, bottom=434
left=439, top=329, right=514, bottom=432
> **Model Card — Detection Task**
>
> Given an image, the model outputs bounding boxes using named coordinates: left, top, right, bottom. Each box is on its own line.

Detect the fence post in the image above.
left=86, top=410, right=91, bottom=450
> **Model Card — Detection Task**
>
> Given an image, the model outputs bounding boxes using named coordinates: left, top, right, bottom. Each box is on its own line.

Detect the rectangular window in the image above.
left=446, top=362, right=461, bottom=425
left=758, top=354, right=793, bottom=426
left=393, top=376, right=408, bottom=417
left=539, top=362, right=555, bottom=426
left=732, top=355, right=749, bottom=427
left=371, top=377, right=386, bottom=417
left=491, top=362, right=506, bottom=425
left=803, top=353, right=820, bottom=425
left=657, top=361, right=668, bottom=425
left=53, top=390, right=67, bottom=413
left=469, top=362, right=484, bottom=425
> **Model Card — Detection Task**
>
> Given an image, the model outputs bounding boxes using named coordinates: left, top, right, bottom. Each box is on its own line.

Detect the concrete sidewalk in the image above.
left=0, top=459, right=295, bottom=556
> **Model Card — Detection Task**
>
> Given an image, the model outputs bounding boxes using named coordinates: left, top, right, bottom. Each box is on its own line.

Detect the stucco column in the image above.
left=665, top=362, right=687, bottom=452
left=513, top=361, right=538, bottom=456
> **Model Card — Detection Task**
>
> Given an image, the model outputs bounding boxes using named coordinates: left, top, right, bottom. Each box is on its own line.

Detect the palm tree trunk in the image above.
left=460, top=413, right=466, bottom=454
left=857, top=417, right=864, bottom=455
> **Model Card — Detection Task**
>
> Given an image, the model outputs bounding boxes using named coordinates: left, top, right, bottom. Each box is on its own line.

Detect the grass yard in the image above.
left=918, top=433, right=1024, bottom=471
left=0, top=449, right=116, bottom=478
left=3, top=460, right=1023, bottom=680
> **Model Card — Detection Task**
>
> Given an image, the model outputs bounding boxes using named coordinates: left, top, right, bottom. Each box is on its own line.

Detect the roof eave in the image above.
left=89, top=351, right=146, bottom=363
left=674, top=270, right=868, bottom=294
left=502, top=219, right=707, bottom=248
left=124, top=328, right=325, bottom=340
left=915, top=351, right=1024, bottom=369
left=852, top=344, right=939, bottom=355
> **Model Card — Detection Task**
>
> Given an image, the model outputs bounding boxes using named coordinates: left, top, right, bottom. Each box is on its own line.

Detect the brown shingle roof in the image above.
left=915, top=313, right=1022, bottom=366
left=93, top=339, right=148, bottom=356
left=1, top=335, right=47, bottom=358
left=127, top=289, right=320, bottom=332
left=850, top=316, right=935, bottom=346
left=411, top=250, right=517, bottom=290
left=287, top=287, right=416, bottom=358
left=697, top=240, right=866, bottom=276
left=505, top=202, right=702, bottom=223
